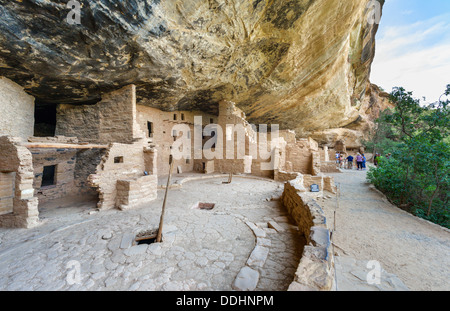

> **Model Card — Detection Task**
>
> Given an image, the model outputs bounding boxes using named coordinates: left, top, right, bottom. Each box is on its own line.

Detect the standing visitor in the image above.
left=346, top=154, right=354, bottom=169
left=374, top=153, right=379, bottom=167
left=356, top=153, right=363, bottom=170
left=362, top=154, right=366, bottom=170
left=340, top=153, right=345, bottom=169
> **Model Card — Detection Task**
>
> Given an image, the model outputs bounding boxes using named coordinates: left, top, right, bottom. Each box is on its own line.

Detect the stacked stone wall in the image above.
left=0, top=77, right=35, bottom=140
left=56, top=85, right=143, bottom=144
left=116, top=175, right=158, bottom=210
left=281, top=174, right=335, bottom=291
left=0, top=136, right=39, bottom=228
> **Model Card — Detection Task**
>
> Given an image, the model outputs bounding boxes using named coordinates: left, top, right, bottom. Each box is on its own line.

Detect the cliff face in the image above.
left=0, top=0, right=385, bottom=139
left=310, top=84, right=393, bottom=148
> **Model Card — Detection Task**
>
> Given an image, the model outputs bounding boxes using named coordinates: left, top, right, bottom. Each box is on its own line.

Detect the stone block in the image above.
left=232, top=267, right=260, bottom=291
left=310, top=226, right=330, bottom=248
left=124, top=244, right=148, bottom=256
left=120, top=233, right=135, bottom=249
left=247, top=246, right=270, bottom=269
left=268, top=220, right=285, bottom=232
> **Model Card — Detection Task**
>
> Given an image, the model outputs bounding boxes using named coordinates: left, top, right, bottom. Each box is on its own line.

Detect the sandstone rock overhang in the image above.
left=0, top=0, right=385, bottom=135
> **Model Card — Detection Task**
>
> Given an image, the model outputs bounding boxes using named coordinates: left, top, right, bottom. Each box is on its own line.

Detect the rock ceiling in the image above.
left=0, top=0, right=385, bottom=136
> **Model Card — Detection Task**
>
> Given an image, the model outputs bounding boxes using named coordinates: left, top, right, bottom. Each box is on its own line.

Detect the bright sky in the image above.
left=371, top=0, right=450, bottom=103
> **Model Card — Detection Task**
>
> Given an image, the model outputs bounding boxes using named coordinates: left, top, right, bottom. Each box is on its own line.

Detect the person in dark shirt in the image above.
left=346, top=155, right=354, bottom=169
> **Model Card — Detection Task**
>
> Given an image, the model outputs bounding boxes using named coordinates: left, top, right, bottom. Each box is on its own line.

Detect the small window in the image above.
left=210, top=118, right=214, bottom=124
left=147, top=121, right=153, bottom=137
left=114, top=157, right=124, bottom=164
left=41, top=165, right=56, bottom=187
left=186, top=158, right=191, bottom=164
left=181, top=113, right=185, bottom=121
left=173, top=114, right=177, bottom=121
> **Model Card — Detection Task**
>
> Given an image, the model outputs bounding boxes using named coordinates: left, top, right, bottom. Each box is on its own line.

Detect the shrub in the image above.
left=366, top=86, right=449, bottom=228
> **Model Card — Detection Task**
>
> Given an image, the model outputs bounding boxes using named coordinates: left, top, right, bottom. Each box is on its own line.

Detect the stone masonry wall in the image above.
left=216, top=101, right=257, bottom=175
left=56, top=85, right=144, bottom=144
left=88, top=140, right=149, bottom=210
left=116, top=175, right=158, bottom=210
left=74, top=148, right=108, bottom=195
left=28, top=145, right=105, bottom=204
left=136, top=105, right=216, bottom=176
left=138, top=100, right=292, bottom=178
left=281, top=174, right=335, bottom=291
left=0, top=77, right=35, bottom=140
left=30, top=147, right=79, bottom=204
left=284, top=138, right=318, bottom=175
left=0, top=136, right=39, bottom=228
left=214, top=101, right=286, bottom=178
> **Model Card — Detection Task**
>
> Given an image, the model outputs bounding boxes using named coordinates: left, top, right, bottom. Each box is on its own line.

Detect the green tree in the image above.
left=366, top=85, right=450, bottom=228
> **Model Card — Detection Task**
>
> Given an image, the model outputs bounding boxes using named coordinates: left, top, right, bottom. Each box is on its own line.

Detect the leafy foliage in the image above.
left=366, top=85, right=450, bottom=228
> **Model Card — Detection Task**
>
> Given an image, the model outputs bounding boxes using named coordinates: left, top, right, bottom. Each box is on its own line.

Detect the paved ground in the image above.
left=320, top=168, right=450, bottom=291
left=0, top=176, right=304, bottom=291
left=2, top=169, right=447, bottom=291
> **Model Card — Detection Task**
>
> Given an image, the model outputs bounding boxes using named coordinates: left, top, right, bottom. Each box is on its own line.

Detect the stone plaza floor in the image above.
left=0, top=176, right=305, bottom=291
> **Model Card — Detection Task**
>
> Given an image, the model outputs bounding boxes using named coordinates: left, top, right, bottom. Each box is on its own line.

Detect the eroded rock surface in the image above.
left=0, top=0, right=385, bottom=137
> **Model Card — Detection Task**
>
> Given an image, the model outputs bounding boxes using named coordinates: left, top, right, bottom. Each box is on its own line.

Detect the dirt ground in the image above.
left=320, top=168, right=450, bottom=291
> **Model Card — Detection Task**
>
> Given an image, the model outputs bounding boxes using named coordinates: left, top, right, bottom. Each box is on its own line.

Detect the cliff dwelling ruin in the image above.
left=0, top=0, right=395, bottom=291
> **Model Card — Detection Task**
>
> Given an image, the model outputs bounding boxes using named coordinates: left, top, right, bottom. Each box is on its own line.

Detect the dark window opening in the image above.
left=181, top=113, right=185, bottom=121
left=147, top=121, right=153, bottom=137
left=211, top=131, right=216, bottom=149
left=173, top=114, right=177, bottom=121
left=210, top=118, right=214, bottom=124
left=41, top=165, right=56, bottom=187
left=34, top=102, right=56, bottom=137
left=114, top=157, right=124, bottom=163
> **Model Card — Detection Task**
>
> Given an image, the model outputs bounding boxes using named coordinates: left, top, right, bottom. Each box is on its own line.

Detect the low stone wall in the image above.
left=274, top=170, right=299, bottom=182
left=88, top=140, right=150, bottom=210
left=0, top=136, right=39, bottom=228
left=116, top=175, right=158, bottom=210
left=281, top=175, right=335, bottom=291
left=276, top=171, right=337, bottom=194
left=320, top=161, right=341, bottom=173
